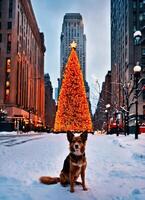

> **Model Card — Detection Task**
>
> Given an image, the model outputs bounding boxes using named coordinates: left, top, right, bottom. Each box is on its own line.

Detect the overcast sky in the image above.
left=31, top=0, right=111, bottom=112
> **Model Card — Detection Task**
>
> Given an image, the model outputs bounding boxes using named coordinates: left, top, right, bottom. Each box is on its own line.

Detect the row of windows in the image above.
left=0, top=33, right=11, bottom=54
left=133, top=0, right=145, bottom=9
left=0, top=0, right=2, bottom=18
left=0, top=21, right=12, bottom=29
left=17, top=10, right=41, bottom=66
left=5, top=58, right=11, bottom=102
left=65, top=22, right=81, bottom=27
left=0, top=0, right=13, bottom=18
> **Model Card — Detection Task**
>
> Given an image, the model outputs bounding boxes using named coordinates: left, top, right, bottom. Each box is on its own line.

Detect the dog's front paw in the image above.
left=83, top=186, right=88, bottom=191
left=70, top=188, right=75, bottom=193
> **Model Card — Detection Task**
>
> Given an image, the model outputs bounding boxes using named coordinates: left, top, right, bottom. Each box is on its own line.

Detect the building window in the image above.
left=0, top=0, right=2, bottom=18
left=7, top=21, right=12, bottom=29
left=143, top=89, right=145, bottom=101
left=140, top=1, right=143, bottom=8
left=6, top=81, right=10, bottom=87
left=133, top=13, right=137, bottom=23
left=7, top=33, right=11, bottom=53
left=0, top=33, right=2, bottom=43
left=5, top=57, right=11, bottom=102
left=142, top=48, right=145, bottom=56
left=6, top=89, right=10, bottom=95
left=6, top=58, right=11, bottom=73
left=7, top=43, right=11, bottom=53
left=139, top=13, right=143, bottom=21
left=7, top=33, right=11, bottom=41
left=133, top=1, right=137, bottom=9
left=143, top=12, right=145, bottom=20
left=133, top=25, right=136, bottom=32
left=143, top=106, right=145, bottom=116
left=142, top=81, right=145, bottom=101
left=9, top=0, right=13, bottom=18
left=17, top=11, right=19, bottom=34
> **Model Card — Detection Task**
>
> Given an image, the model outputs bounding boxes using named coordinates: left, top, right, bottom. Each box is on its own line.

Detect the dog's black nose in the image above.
left=75, top=144, right=79, bottom=149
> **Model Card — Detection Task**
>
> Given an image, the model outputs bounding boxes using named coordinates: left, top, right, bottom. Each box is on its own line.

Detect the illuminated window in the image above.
left=7, top=68, right=11, bottom=73
left=7, top=58, right=11, bottom=65
left=6, top=89, right=10, bottom=95
left=139, top=13, right=143, bottom=21
left=6, top=81, right=10, bottom=87
left=6, top=58, right=11, bottom=73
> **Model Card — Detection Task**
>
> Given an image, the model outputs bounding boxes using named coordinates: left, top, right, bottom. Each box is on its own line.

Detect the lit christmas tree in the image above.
left=54, top=41, right=93, bottom=132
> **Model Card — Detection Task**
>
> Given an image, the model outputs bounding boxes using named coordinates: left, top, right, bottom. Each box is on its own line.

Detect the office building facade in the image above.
left=45, top=74, right=56, bottom=129
left=111, top=0, right=145, bottom=129
left=60, top=13, right=86, bottom=79
left=93, top=71, right=112, bottom=130
left=0, top=0, right=45, bottom=127
left=59, top=13, right=90, bottom=102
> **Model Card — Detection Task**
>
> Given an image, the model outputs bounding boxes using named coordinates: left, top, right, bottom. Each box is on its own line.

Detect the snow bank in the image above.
left=0, top=131, right=46, bottom=137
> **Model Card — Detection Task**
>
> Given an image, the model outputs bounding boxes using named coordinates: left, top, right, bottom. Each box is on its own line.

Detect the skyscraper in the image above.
left=111, top=0, right=145, bottom=131
left=59, top=13, right=90, bottom=101
left=60, top=13, right=86, bottom=80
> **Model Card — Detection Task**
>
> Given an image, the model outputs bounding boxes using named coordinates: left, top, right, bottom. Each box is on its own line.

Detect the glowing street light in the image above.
left=133, top=64, right=142, bottom=139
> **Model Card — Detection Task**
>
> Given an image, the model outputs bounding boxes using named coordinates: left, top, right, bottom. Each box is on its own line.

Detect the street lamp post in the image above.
left=133, top=30, right=142, bottom=139
left=115, top=110, right=119, bottom=136
left=105, top=110, right=108, bottom=134
left=105, top=104, right=111, bottom=134
left=133, top=64, right=141, bottom=139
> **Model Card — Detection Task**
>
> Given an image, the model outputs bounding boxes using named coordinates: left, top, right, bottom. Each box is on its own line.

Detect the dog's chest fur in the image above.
left=62, top=153, right=86, bottom=179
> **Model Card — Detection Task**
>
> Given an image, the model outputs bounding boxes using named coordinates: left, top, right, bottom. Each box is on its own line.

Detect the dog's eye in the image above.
left=78, top=140, right=82, bottom=143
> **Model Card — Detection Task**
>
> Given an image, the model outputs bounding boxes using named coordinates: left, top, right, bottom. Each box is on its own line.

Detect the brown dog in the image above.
left=40, top=131, right=88, bottom=192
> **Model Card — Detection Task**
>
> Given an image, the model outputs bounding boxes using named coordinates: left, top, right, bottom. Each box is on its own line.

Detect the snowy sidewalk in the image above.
left=0, top=133, right=145, bottom=200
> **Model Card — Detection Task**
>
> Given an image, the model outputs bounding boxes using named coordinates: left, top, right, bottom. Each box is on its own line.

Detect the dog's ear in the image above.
left=80, top=132, right=88, bottom=143
left=67, top=131, right=74, bottom=142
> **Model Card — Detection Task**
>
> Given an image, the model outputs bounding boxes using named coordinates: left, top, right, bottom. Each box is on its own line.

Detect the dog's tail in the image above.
left=39, top=176, right=60, bottom=185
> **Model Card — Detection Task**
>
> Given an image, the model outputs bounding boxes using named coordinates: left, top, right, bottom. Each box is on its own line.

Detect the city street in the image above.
left=0, top=132, right=145, bottom=200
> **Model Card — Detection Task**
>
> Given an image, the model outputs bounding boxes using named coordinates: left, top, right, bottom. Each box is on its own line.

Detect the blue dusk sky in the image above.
left=31, top=0, right=111, bottom=111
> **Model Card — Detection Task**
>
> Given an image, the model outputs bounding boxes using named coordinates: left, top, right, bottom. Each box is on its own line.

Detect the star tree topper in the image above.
left=70, top=41, right=77, bottom=49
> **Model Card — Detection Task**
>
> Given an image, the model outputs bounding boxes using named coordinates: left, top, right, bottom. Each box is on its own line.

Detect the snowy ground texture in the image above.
left=0, top=132, right=145, bottom=200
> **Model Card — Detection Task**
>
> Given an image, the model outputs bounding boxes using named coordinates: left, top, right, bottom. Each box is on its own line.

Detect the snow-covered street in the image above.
left=0, top=132, right=145, bottom=200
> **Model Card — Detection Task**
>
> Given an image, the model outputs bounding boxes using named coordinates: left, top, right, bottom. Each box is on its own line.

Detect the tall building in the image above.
left=93, top=71, right=111, bottom=130
left=0, top=0, right=46, bottom=128
left=45, top=74, right=56, bottom=129
left=60, top=13, right=86, bottom=79
left=111, top=0, right=145, bottom=130
left=59, top=13, right=90, bottom=100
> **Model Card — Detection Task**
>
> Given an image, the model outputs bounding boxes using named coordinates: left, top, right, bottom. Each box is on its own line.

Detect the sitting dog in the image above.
left=40, top=131, right=88, bottom=192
